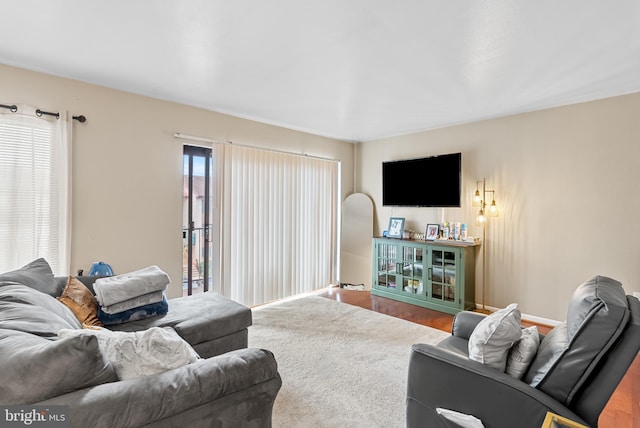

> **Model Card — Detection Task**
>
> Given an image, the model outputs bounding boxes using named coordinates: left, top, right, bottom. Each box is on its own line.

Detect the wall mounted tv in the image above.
left=382, top=152, right=461, bottom=207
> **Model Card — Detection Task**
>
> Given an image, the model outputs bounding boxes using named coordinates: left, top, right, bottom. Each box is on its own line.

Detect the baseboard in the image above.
left=251, top=287, right=329, bottom=308
left=476, top=303, right=560, bottom=327
left=521, top=313, right=561, bottom=327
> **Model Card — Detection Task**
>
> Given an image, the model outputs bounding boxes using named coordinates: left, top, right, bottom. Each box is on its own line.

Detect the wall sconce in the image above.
left=473, top=178, right=498, bottom=313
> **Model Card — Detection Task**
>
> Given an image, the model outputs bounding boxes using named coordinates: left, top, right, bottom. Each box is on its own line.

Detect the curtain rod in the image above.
left=36, top=109, right=59, bottom=119
left=174, top=132, right=338, bottom=162
left=1, top=103, right=86, bottom=122
left=174, top=132, right=221, bottom=144
left=0, top=104, right=17, bottom=113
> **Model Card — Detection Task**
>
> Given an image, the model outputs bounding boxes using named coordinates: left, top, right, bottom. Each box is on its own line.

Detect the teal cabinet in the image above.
left=372, top=238, right=478, bottom=315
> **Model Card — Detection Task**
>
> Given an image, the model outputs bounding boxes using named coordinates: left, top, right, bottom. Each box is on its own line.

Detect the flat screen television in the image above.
left=382, top=152, right=461, bottom=207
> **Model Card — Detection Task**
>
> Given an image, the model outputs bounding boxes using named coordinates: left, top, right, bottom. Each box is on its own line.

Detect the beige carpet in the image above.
left=248, top=294, right=449, bottom=428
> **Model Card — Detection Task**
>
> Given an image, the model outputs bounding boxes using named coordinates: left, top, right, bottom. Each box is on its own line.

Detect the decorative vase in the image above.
left=88, top=261, right=113, bottom=277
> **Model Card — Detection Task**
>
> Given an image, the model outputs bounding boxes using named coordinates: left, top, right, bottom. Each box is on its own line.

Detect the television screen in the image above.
left=382, top=152, right=461, bottom=207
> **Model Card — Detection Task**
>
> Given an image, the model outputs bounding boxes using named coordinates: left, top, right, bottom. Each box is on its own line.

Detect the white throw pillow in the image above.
left=468, top=303, right=522, bottom=371
left=505, top=325, right=540, bottom=379
left=58, top=326, right=200, bottom=380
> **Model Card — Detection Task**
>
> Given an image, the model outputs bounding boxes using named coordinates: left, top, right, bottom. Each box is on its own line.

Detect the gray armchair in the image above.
left=407, top=276, right=640, bottom=428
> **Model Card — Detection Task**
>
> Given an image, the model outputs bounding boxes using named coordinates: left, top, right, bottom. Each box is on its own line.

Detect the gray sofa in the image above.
left=0, top=259, right=282, bottom=427
left=406, top=275, right=640, bottom=428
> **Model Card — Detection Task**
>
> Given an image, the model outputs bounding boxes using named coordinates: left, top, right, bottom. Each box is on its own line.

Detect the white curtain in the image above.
left=218, top=144, right=339, bottom=307
left=0, top=105, right=71, bottom=274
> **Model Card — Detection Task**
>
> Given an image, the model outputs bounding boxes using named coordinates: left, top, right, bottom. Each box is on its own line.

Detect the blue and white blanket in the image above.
left=98, top=296, right=169, bottom=326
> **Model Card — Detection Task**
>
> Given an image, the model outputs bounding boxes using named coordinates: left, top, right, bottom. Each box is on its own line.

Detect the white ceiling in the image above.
left=1, top=1, right=639, bottom=142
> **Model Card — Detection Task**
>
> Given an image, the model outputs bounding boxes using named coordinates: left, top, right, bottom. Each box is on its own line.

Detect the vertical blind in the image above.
left=0, top=110, right=70, bottom=274
left=219, top=144, right=339, bottom=307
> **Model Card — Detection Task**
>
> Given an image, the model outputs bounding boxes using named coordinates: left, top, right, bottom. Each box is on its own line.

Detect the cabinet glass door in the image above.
left=401, top=245, right=424, bottom=297
left=375, top=242, right=397, bottom=289
left=430, top=249, right=457, bottom=304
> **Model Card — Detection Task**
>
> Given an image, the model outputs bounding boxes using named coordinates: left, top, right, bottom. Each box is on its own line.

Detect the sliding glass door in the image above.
left=181, top=141, right=339, bottom=306
left=220, top=145, right=340, bottom=306
left=182, top=145, right=213, bottom=296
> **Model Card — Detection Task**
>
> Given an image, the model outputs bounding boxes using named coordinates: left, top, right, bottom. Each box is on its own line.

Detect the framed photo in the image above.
left=387, top=217, right=405, bottom=239
left=425, top=224, right=439, bottom=240
left=541, top=412, right=588, bottom=428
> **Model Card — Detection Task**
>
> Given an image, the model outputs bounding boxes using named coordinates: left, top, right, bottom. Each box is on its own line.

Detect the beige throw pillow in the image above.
left=57, top=276, right=103, bottom=327
left=468, top=303, right=522, bottom=371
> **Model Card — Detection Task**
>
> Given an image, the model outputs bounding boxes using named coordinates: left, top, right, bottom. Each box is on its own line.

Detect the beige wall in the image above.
left=1, top=64, right=355, bottom=298
left=358, top=92, right=640, bottom=321
left=4, top=62, right=639, bottom=320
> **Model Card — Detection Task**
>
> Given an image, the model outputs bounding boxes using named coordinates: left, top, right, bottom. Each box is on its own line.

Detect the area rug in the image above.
left=248, top=294, right=449, bottom=428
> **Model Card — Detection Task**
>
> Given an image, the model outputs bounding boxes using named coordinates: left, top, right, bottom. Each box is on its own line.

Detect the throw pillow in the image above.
left=505, top=325, right=540, bottom=379
left=0, top=284, right=82, bottom=336
left=58, top=326, right=200, bottom=380
left=0, top=258, right=55, bottom=295
left=468, top=303, right=522, bottom=371
left=57, top=276, right=103, bottom=327
left=0, top=328, right=117, bottom=404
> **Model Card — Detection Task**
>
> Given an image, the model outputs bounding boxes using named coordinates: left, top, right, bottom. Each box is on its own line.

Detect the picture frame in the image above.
left=541, top=412, right=588, bottom=428
left=387, top=217, right=405, bottom=239
left=425, top=224, right=439, bottom=240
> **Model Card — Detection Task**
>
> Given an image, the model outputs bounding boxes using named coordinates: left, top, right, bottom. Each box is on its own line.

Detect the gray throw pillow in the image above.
left=468, top=303, right=522, bottom=371
left=0, top=284, right=82, bottom=336
left=0, top=328, right=118, bottom=404
left=505, top=325, right=540, bottom=379
left=0, top=258, right=56, bottom=295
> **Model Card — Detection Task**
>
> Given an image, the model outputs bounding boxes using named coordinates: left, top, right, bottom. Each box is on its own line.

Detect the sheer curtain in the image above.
left=218, top=144, right=339, bottom=307
left=0, top=105, right=71, bottom=274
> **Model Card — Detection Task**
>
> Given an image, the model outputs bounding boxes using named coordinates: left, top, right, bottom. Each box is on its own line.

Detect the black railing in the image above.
left=182, top=226, right=211, bottom=294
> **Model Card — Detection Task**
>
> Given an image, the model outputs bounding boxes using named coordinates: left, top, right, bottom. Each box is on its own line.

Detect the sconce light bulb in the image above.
left=476, top=209, right=486, bottom=226
left=488, top=200, right=498, bottom=217
left=472, top=190, right=482, bottom=207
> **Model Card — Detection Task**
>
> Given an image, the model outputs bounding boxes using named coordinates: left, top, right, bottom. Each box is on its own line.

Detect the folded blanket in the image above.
left=100, top=291, right=165, bottom=315
left=58, top=326, right=199, bottom=380
left=98, top=296, right=169, bottom=326
left=94, top=266, right=169, bottom=307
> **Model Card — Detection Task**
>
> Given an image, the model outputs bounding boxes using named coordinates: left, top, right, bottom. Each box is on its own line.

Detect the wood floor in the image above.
left=318, top=288, right=640, bottom=428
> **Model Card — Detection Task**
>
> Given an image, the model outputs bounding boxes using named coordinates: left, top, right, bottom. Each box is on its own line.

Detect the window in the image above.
left=0, top=106, right=70, bottom=274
